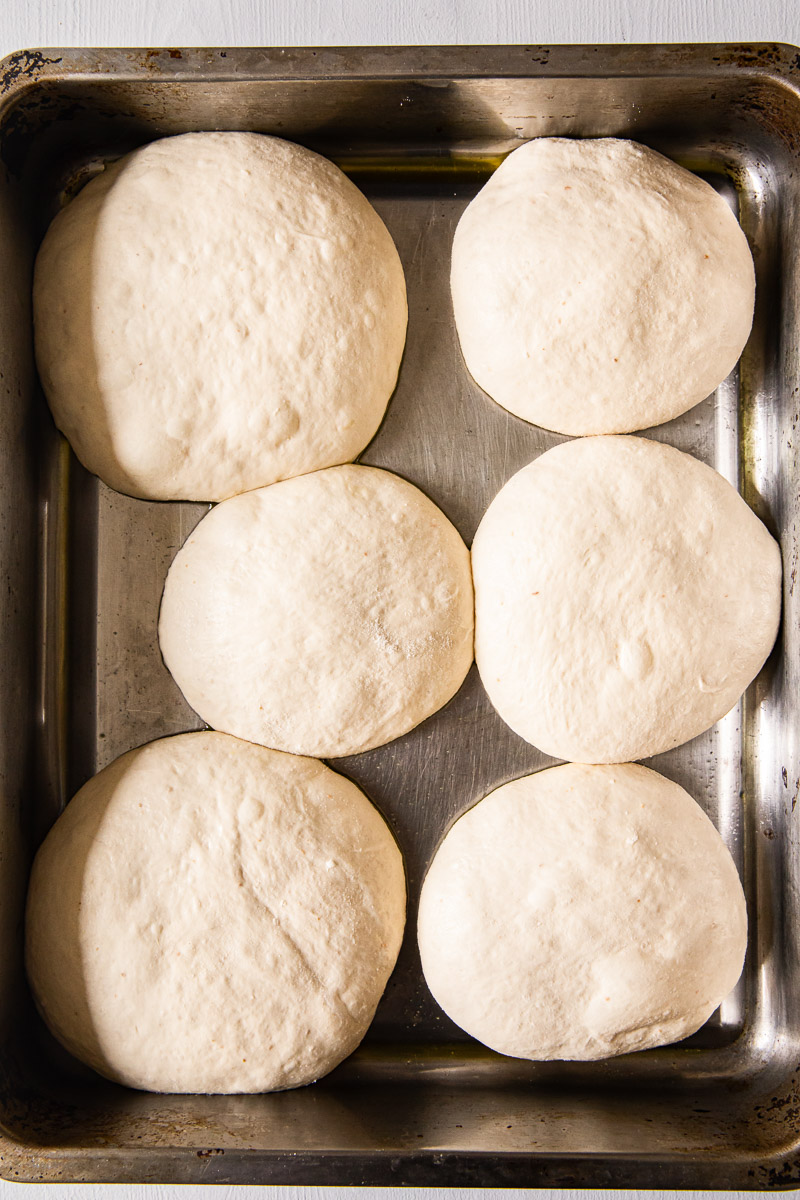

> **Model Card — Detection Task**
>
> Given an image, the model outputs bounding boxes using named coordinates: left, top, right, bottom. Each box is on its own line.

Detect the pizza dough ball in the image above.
left=33, top=132, right=407, bottom=500
left=25, top=732, right=405, bottom=1093
left=159, top=465, right=474, bottom=757
left=472, top=436, right=781, bottom=763
left=451, top=137, right=755, bottom=435
left=418, top=762, right=747, bottom=1061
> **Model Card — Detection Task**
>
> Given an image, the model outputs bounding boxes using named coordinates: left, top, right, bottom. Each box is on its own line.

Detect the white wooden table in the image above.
left=1, top=0, right=798, bottom=1197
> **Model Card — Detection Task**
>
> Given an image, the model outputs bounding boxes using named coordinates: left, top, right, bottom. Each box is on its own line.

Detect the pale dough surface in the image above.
left=25, top=731, right=406, bottom=1094
left=159, top=465, right=474, bottom=757
left=33, top=132, right=407, bottom=500
left=451, top=137, right=755, bottom=435
left=418, top=762, right=747, bottom=1061
left=472, top=436, right=781, bottom=763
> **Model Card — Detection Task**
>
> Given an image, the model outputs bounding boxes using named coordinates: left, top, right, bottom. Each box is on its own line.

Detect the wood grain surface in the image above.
left=0, top=0, right=799, bottom=52
left=0, top=0, right=797, bottom=1198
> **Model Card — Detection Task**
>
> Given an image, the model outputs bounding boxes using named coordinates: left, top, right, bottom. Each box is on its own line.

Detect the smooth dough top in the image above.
left=451, top=137, right=755, bottom=435
left=158, top=465, right=475, bottom=757
left=25, top=731, right=406, bottom=1093
left=472, top=436, right=781, bottom=763
left=418, top=762, right=747, bottom=1061
left=33, top=132, right=407, bottom=501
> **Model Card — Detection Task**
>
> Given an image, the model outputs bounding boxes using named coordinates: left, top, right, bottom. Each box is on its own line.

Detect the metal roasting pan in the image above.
left=0, top=42, right=799, bottom=1187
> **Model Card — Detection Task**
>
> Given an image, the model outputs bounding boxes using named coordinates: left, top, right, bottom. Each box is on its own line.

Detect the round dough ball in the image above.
left=472, top=436, right=781, bottom=763
left=158, top=465, right=474, bottom=757
left=25, top=732, right=405, bottom=1093
left=33, top=132, right=407, bottom=501
left=451, top=137, right=755, bottom=435
left=418, top=762, right=747, bottom=1061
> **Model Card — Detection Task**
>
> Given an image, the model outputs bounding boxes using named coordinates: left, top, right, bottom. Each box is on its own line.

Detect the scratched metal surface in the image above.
left=3, top=44, right=800, bottom=1187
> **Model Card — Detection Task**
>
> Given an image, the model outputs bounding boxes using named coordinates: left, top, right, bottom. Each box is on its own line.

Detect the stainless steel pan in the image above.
left=0, top=43, right=798, bottom=1186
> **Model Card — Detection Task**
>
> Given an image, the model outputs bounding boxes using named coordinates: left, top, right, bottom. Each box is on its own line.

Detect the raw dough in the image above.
left=158, top=465, right=474, bottom=757
left=25, top=731, right=406, bottom=1093
left=451, top=137, right=755, bottom=435
left=472, top=436, right=781, bottom=763
left=418, top=762, right=747, bottom=1061
left=33, top=132, right=407, bottom=500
